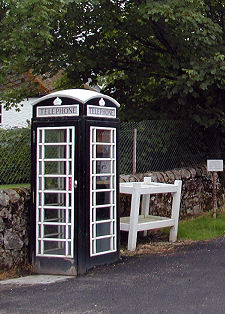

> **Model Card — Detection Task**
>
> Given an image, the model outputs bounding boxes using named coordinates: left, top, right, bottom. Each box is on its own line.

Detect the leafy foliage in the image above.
left=0, top=0, right=66, bottom=109
left=1, top=0, right=225, bottom=129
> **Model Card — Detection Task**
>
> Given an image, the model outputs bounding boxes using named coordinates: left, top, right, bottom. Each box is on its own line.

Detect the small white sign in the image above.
left=87, top=105, right=116, bottom=118
left=207, top=159, right=223, bottom=172
left=37, top=105, right=79, bottom=117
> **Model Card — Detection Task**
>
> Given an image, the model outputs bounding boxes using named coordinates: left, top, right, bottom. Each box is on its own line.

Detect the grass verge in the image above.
left=0, top=183, right=30, bottom=190
left=177, top=212, right=225, bottom=241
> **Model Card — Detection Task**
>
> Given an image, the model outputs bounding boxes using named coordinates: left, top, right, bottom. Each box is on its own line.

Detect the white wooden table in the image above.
left=120, top=177, right=182, bottom=251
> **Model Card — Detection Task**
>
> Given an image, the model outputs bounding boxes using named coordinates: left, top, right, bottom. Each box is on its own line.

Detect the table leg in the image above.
left=128, top=183, right=141, bottom=251
left=141, top=194, right=150, bottom=237
left=169, top=180, right=182, bottom=242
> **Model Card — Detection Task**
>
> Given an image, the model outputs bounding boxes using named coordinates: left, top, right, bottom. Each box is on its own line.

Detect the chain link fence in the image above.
left=120, top=120, right=209, bottom=174
left=0, top=128, right=31, bottom=185
left=0, top=120, right=221, bottom=185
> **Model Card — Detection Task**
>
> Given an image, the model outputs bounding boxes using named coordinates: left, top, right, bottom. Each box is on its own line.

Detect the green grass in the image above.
left=178, top=213, right=225, bottom=241
left=0, top=183, right=30, bottom=190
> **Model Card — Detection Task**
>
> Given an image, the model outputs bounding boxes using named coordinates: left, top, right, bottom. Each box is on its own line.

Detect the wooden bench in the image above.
left=120, top=177, right=182, bottom=251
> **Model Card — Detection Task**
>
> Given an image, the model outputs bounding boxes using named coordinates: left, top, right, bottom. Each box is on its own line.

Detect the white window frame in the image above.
left=90, top=126, right=117, bottom=257
left=36, top=126, right=75, bottom=258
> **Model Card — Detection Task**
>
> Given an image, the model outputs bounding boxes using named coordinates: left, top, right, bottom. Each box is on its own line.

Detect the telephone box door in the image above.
left=34, top=125, right=77, bottom=274
left=89, top=126, right=118, bottom=257
left=78, top=121, right=119, bottom=272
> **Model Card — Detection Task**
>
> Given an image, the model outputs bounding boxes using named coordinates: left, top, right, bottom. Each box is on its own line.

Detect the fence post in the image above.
left=133, top=128, right=137, bottom=175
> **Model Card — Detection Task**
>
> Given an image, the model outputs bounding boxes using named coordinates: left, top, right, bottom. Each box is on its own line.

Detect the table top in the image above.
left=120, top=181, right=179, bottom=194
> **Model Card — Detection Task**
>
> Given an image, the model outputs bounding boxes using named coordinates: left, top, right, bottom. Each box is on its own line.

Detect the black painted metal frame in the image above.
left=31, top=95, right=120, bottom=275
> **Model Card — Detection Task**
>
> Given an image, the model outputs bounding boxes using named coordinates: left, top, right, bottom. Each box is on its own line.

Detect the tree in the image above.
left=1, top=0, right=225, bottom=132
left=0, top=0, right=67, bottom=107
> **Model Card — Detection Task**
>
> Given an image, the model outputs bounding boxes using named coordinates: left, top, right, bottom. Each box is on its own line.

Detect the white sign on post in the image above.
left=207, top=160, right=223, bottom=172
left=207, top=159, right=223, bottom=219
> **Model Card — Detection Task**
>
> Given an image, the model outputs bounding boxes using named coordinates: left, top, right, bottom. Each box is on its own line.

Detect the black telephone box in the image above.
left=31, top=89, right=120, bottom=275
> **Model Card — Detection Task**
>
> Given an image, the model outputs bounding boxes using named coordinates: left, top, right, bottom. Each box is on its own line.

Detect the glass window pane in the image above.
left=96, top=145, right=111, bottom=158
left=45, top=145, right=67, bottom=159
left=69, top=129, right=73, bottom=142
left=38, top=177, right=42, bottom=190
left=92, top=224, right=95, bottom=238
left=43, top=240, right=66, bottom=255
left=45, top=129, right=67, bottom=143
left=68, top=145, right=72, bottom=159
left=96, top=191, right=110, bottom=205
left=112, top=130, right=115, bottom=143
left=96, top=176, right=111, bottom=189
left=113, top=222, right=116, bottom=235
left=38, top=241, right=41, bottom=254
left=96, top=222, right=111, bottom=236
left=68, top=161, right=72, bottom=175
left=67, top=241, right=72, bottom=256
left=68, top=193, right=72, bottom=206
left=68, top=226, right=71, bottom=239
left=39, top=145, right=43, bottom=158
left=43, top=208, right=69, bottom=223
left=45, top=177, right=66, bottom=190
left=112, top=145, right=115, bottom=158
left=44, top=193, right=66, bottom=206
left=38, top=193, right=42, bottom=206
left=96, top=161, right=111, bottom=174
left=38, top=208, right=41, bottom=222
left=92, top=240, right=95, bottom=255
left=92, top=129, right=95, bottom=143
left=96, top=207, right=111, bottom=221
left=44, top=224, right=66, bottom=239
left=38, top=224, right=41, bottom=238
left=68, top=209, right=71, bottom=223
left=112, top=191, right=115, bottom=204
left=45, top=161, right=66, bottom=175
left=39, top=130, right=43, bottom=143
left=96, top=130, right=111, bottom=143
left=96, top=238, right=111, bottom=253
left=112, top=206, right=116, bottom=219
left=112, top=236, right=116, bottom=250
left=38, top=162, right=42, bottom=174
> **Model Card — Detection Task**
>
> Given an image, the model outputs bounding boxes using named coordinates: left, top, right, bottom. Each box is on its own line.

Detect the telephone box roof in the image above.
left=32, top=88, right=120, bottom=107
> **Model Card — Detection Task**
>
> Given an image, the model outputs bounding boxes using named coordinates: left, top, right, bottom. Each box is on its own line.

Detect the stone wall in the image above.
left=120, top=166, right=225, bottom=219
left=0, top=166, right=224, bottom=270
left=0, top=188, right=30, bottom=271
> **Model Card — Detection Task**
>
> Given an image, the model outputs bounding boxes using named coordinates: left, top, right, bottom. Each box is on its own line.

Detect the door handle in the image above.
left=74, top=180, right=78, bottom=188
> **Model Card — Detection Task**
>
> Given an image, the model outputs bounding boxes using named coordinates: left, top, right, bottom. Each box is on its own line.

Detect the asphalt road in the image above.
left=0, top=238, right=224, bottom=314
